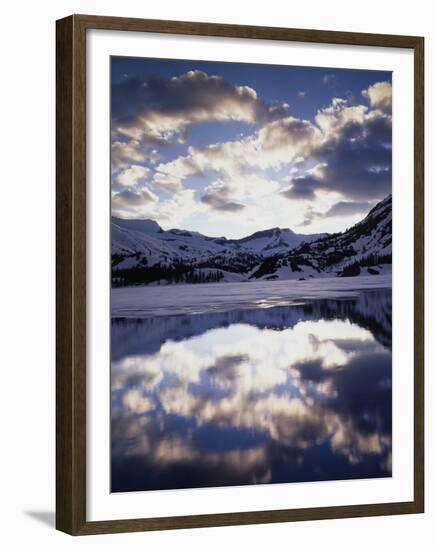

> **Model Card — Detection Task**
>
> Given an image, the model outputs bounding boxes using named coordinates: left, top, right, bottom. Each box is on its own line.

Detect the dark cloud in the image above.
left=283, top=107, right=392, bottom=202
left=365, top=112, right=392, bottom=144
left=112, top=188, right=156, bottom=209
left=299, top=200, right=373, bottom=226
left=326, top=200, right=373, bottom=217
left=298, top=218, right=314, bottom=227
left=112, top=70, right=289, bottom=143
left=280, top=177, right=317, bottom=201
left=316, top=138, right=391, bottom=200
left=200, top=184, right=245, bottom=212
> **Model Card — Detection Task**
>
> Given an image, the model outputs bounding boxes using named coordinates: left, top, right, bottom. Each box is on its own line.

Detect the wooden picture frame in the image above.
left=56, top=14, right=424, bottom=535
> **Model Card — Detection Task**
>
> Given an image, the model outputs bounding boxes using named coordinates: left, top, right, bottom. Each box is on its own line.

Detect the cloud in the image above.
left=283, top=94, right=392, bottom=201
left=111, top=185, right=170, bottom=220
left=281, top=177, right=317, bottom=201
left=112, top=70, right=289, bottom=144
left=153, top=84, right=391, bottom=226
left=151, top=171, right=183, bottom=193
left=315, top=98, right=367, bottom=136
left=200, top=182, right=245, bottom=212
left=297, top=91, right=306, bottom=98
left=112, top=187, right=157, bottom=210
left=149, top=149, right=159, bottom=164
left=110, top=75, right=392, bottom=232
left=256, top=117, right=321, bottom=162
left=116, top=164, right=150, bottom=187
left=325, top=200, right=373, bottom=217
left=280, top=163, right=326, bottom=201
left=112, top=186, right=199, bottom=228
left=154, top=155, right=200, bottom=188
left=299, top=200, right=373, bottom=226
left=362, top=81, right=392, bottom=114
left=111, top=140, right=146, bottom=171
left=157, top=84, right=392, bottom=206
left=155, top=116, right=321, bottom=186
left=315, top=120, right=391, bottom=199
left=122, top=389, right=154, bottom=414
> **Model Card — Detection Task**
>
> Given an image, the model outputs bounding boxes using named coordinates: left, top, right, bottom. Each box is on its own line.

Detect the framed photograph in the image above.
left=56, top=14, right=424, bottom=535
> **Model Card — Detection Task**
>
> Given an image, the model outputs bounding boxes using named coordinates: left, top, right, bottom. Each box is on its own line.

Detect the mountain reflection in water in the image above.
left=111, top=289, right=392, bottom=492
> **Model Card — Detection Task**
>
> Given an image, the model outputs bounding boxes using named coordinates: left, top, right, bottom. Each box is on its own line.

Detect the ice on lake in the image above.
left=111, top=274, right=392, bottom=318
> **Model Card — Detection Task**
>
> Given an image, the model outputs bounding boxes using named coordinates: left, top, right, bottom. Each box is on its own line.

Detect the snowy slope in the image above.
left=112, top=217, right=163, bottom=236
left=112, top=217, right=324, bottom=272
left=112, top=195, right=391, bottom=284
left=227, top=227, right=324, bottom=257
left=250, top=195, right=392, bottom=281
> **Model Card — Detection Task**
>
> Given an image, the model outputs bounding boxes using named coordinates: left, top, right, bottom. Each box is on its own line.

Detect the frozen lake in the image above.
left=111, top=275, right=392, bottom=318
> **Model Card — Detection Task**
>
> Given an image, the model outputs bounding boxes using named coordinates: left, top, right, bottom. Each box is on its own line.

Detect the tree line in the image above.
left=112, top=263, right=224, bottom=287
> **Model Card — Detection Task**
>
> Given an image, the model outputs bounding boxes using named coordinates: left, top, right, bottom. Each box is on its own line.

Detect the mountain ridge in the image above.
left=250, top=194, right=392, bottom=281
left=112, top=216, right=324, bottom=248
left=112, top=195, right=391, bottom=286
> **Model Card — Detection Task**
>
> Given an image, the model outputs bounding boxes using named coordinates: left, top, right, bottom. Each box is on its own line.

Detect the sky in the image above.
left=111, top=57, right=392, bottom=239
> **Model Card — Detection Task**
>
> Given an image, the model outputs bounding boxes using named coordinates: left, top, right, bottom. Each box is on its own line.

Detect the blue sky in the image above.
left=111, top=56, right=392, bottom=238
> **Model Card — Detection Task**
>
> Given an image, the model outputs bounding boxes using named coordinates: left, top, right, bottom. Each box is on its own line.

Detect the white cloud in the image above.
left=152, top=171, right=183, bottom=193
left=116, top=164, right=150, bottom=187
left=315, top=98, right=367, bottom=136
left=122, top=389, right=154, bottom=414
left=155, top=116, right=321, bottom=187
left=362, top=81, right=392, bottom=114
left=111, top=140, right=146, bottom=171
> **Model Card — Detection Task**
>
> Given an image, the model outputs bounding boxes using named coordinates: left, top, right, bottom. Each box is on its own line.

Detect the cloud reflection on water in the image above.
left=111, top=290, right=392, bottom=492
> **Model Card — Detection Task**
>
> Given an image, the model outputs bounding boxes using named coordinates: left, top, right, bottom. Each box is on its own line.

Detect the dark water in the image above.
left=111, top=288, right=392, bottom=492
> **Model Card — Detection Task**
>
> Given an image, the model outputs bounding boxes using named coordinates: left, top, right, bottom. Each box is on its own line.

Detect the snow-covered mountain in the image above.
left=226, top=227, right=325, bottom=257
left=112, top=217, right=323, bottom=283
left=250, top=195, right=392, bottom=281
left=112, top=195, right=391, bottom=285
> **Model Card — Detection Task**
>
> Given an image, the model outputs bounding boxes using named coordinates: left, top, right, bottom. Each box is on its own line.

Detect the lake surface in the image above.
left=111, top=282, right=392, bottom=492
left=111, top=274, right=392, bottom=318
